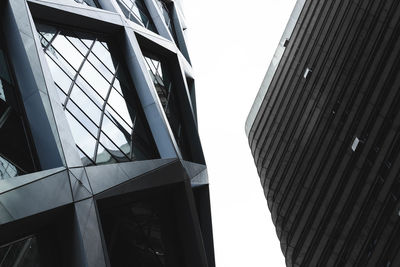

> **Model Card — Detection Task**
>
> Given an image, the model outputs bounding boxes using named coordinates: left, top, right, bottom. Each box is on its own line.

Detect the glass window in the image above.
left=98, top=187, right=184, bottom=267
left=116, top=0, right=157, bottom=33
left=155, top=0, right=179, bottom=45
left=37, top=23, right=159, bottom=166
left=0, top=34, right=37, bottom=179
left=143, top=54, right=191, bottom=160
left=72, top=0, right=101, bottom=8
left=0, top=236, right=40, bottom=266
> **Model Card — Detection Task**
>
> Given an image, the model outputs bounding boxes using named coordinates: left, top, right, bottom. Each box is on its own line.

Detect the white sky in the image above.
left=183, top=0, right=297, bottom=266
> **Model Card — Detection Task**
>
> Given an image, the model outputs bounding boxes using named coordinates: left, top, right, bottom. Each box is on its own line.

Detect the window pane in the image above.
left=96, top=143, right=118, bottom=165
left=101, top=114, right=130, bottom=150
left=65, top=111, right=97, bottom=159
left=45, top=55, right=73, bottom=95
left=80, top=61, right=110, bottom=99
left=88, top=53, right=114, bottom=82
left=91, top=42, right=115, bottom=73
left=52, top=35, right=84, bottom=70
left=66, top=35, right=89, bottom=55
left=70, top=85, right=102, bottom=125
left=38, top=24, right=160, bottom=165
left=105, top=104, right=132, bottom=133
left=75, top=75, right=105, bottom=108
left=0, top=50, right=11, bottom=83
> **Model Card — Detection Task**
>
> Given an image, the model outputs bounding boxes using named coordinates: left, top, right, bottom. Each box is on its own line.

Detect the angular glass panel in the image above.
left=98, top=188, right=184, bottom=267
left=75, top=76, right=104, bottom=108
left=55, top=84, right=67, bottom=105
left=99, top=133, right=130, bottom=162
left=80, top=61, right=110, bottom=99
left=0, top=80, right=6, bottom=102
left=0, top=156, right=18, bottom=180
left=105, top=104, right=132, bottom=133
left=0, top=50, right=11, bottom=84
left=65, top=111, right=97, bottom=160
left=77, top=147, right=95, bottom=166
left=45, top=49, right=76, bottom=80
left=156, top=0, right=179, bottom=44
left=96, top=143, right=118, bottom=165
left=108, top=88, right=133, bottom=127
left=72, top=0, right=100, bottom=7
left=66, top=99, right=98, bottom=136
left=38, top=23, right=159, bottom=166
left=91, top=42, right=115, bottom=73
left=144, top=54, right=190, bottom=160
left=45, top=55, right=73, bottom=95
left=101, top=115, right=130, bottom=154
left=66, top=35, right=89, bottom=55
left=117, top=0, right=157, bottom=33
left=0, top=39, right=37, bottom=178
left=70, top=85, right=102, bottom=125
left=87, top=53, right=114, bottom=82
left=0, top=236, right=40, bottom=266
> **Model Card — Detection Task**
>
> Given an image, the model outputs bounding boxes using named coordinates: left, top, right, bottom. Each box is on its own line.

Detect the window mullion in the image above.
left=43, top=30, right=60, bottom=52
left=93, top=64, right=119, bottom=162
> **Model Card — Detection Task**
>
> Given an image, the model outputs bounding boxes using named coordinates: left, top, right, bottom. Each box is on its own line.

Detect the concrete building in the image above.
left=246, top=0, right=400, bottom=266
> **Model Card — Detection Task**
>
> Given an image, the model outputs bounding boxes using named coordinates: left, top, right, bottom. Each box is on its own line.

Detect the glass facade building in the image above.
left=247, top=0, right=400, bottom=266
left=0, top=0, right=214, bottom=266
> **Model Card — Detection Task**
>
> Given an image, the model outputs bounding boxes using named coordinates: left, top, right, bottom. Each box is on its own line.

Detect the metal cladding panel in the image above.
left=0, top=0, right=214, bottom=266
left=247, top=0, right=400, bottom=266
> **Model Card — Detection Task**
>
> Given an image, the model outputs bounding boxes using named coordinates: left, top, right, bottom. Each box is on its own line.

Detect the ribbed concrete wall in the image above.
left=248, top=0, right=400, bottom=266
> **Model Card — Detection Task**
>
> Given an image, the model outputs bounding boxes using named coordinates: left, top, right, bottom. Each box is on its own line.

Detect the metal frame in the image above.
left=0, top=0, right=214, bottom=266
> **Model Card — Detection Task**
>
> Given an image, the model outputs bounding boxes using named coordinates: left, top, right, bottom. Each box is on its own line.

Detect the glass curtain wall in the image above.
left=117, top=0, right=157, bottom=33
left=0, top=35, right=37, bottom=179
left=36, top=23, right=159, bottom=166
left=143, top=54, right=190, bottom=160
left=155, top=0, right=179, bottom=45
left=72, top=0, right=101, bottom=7
left=0, top=237, right=40, bottom=267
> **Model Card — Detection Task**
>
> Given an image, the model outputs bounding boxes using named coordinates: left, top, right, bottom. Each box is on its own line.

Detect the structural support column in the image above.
left=124, top=27, right=179, bottom=159
left=73, top=198, right=108, bottom=267
left=1, top=0, right=65, bottom=169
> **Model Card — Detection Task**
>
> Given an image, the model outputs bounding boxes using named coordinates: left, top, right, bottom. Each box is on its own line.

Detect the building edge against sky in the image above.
left=247, top=0, right=400, bottom=266
left=0, top=0, right=214, bottom=266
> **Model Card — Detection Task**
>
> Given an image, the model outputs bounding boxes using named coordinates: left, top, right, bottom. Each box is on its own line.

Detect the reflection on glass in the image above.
left=0, top=236, right=40, bottom=266
left=99, top=190, right=184, bottom=267
left=37, top=23, right=159, bottom=166
left=72, top=0, right=100, bottom=7
left=155, top=0, right=179, bottom=45
left=117, top=0, right=157, bottom=33
left=0, top=37, right=37, bottom=179
left=144, top=55, right=189, bottom=160
left=0, top=156, right=18, bottom=180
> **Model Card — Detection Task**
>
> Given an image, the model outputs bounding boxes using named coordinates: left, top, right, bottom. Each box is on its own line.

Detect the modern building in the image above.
left=0, top=0, right=214, bottom=266
left=246, top=0, right=400, bottom=266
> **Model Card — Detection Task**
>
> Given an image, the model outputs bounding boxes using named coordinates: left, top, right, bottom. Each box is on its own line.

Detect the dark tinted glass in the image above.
left=155, top=0, right=179, bottom=45
left=0, top=36, right=37, bottom=179
left=73, top=0, right=100, bottom=7
left=98, top=188, right=184, bottom=267
left=0, top=237, right=40, bottom=267
left=144, top=54, right=190, bottom=160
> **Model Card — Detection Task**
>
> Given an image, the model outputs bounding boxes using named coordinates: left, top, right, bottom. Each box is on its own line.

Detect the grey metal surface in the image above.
left=74, top=198, right=107, bottom=267
left=0, top=0, right=214, bottom=265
